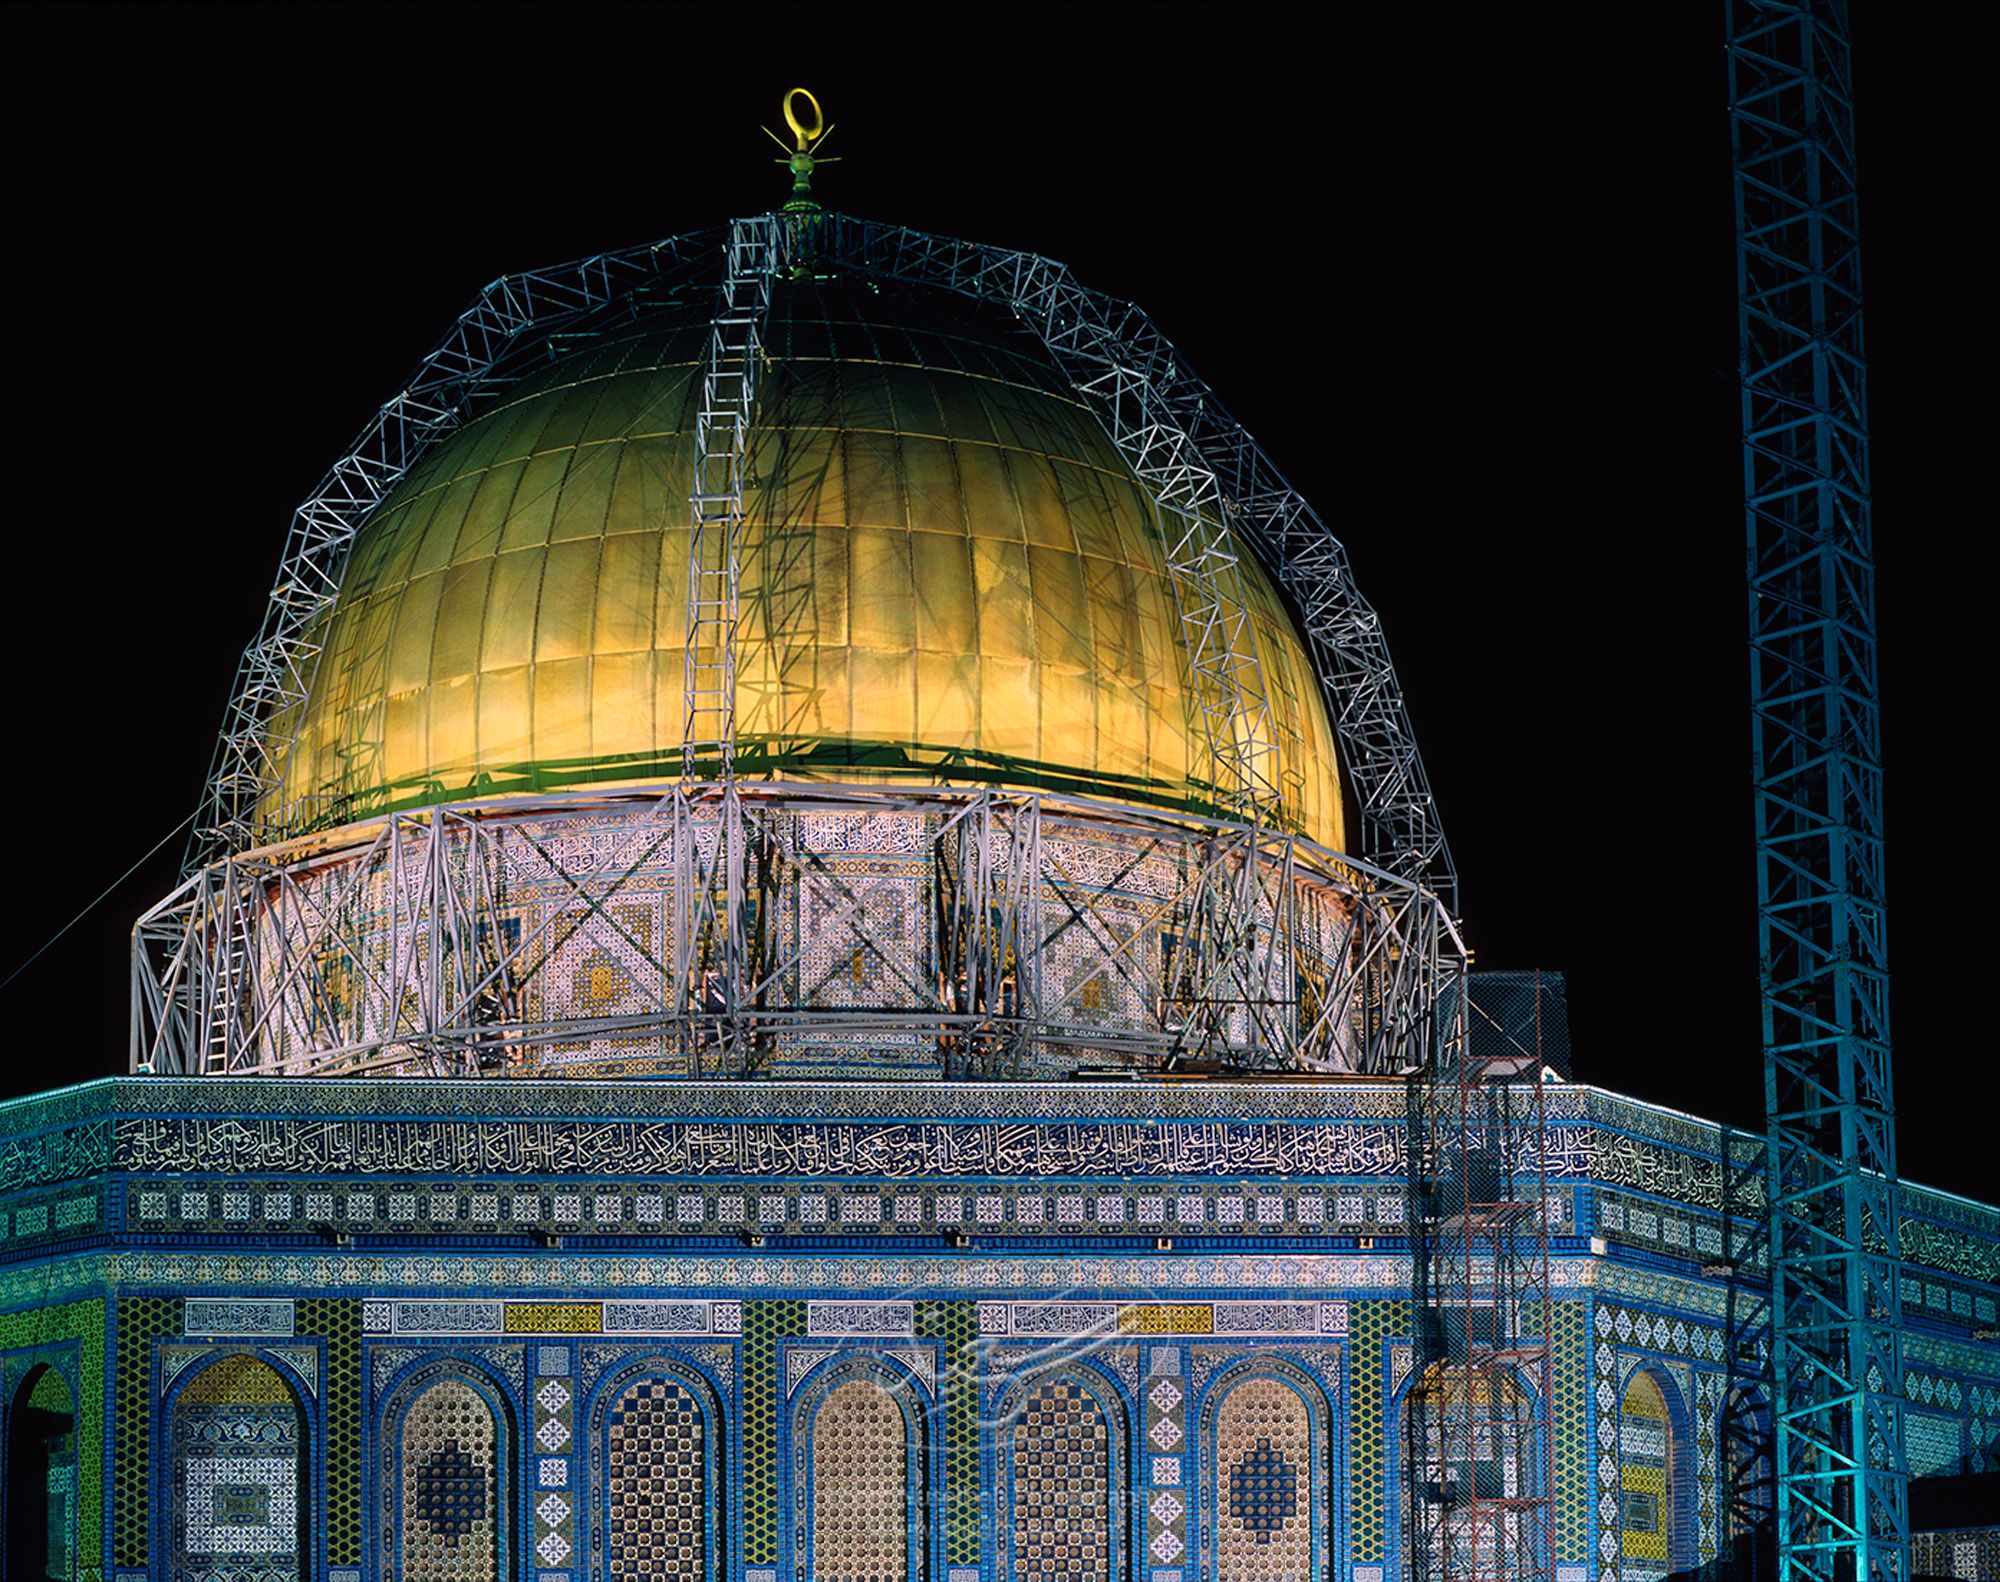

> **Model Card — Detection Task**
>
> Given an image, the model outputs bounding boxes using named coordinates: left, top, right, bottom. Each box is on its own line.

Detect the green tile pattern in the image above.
left=297, top=1297, right=363, bottom=1564
left=0, top=1297, right=104, bottom=1581
left=743, top=1298, right=802, bottom=1564
left=1551, top=1300, right=1588, bottom=1562
left=114, top=1296, right=176, bottom=1568
left=917, top=1299, right=979, bottom=1564
left=1346, top=1298, right=1406, bottom=1562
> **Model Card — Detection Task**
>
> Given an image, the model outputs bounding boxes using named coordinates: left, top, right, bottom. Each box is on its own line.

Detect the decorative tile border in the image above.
left=977, top=1300, right=1346, bottom=1339
left=361, top=1298, right=753, bottom=1337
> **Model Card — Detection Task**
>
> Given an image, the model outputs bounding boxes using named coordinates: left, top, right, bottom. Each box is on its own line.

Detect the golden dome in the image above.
left=264, top=274, right=1347, bottom=847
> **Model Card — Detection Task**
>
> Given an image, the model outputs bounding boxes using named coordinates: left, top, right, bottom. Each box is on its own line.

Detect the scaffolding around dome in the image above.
left=159, top=208, right=1461, bottom=1082
left=188, top=211, right=1453, bottom=903
left=133, top=781, right=1456, bottom=1080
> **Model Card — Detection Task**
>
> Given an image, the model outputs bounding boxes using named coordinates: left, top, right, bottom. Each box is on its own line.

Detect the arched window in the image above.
left=1214, top=1378, right=1313, bottom=1578
left=165, top=1355, right=306, bottom=1582
left=808, top=1375, right=916, bottom=1582
left=598, top=1369, right=716, bottom=1580
left=1617, top=1371, right=1679, bottom=1582
left=396, top=1376, right=504, bottom=1582
left=6, top=1364, right=77, bottom=1582
left=1007, top=1374, right=1117, bottom=1579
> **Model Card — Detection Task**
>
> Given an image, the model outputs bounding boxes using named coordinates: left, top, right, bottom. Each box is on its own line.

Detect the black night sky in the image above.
left=2, top=4, right=1979, bottom=1198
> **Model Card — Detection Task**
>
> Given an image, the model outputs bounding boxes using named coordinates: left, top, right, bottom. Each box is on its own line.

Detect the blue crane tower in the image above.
left=1728, top=5, right=1908, bottom=1581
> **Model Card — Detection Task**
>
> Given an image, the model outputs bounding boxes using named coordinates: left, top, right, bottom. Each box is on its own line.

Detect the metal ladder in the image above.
left=679, top=216, right=781, bottom=1064
left=683, top=215, right=780, bottom=776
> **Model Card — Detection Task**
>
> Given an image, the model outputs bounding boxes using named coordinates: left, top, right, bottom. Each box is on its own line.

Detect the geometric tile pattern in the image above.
left=1143, top=1356, right=1187, bottom=1566
left=1594, top=1300, right=1726, bottom=1580
left=115, top=1295, right=178, bottom=1569
left=1549, top=1300, right=1590, bottom=1564
left=400, top=1380, right=499, bottom=1582
left=1695, top=1372, right=1720, bottom=1565
left=531, top=1370, right=575, bottom=1569
left=128, top=1175, right=1443, bottom=1245
left=1346, top=1300, right=1403, bottom=1562
left=1010, top=1378, right=1110, bottom=1579
left=296, top=1298, right=363, bottom=1566
left=743, top=1299, right=802, bottom=1566
left=811, top=1379, right=908, bottom=1582
left=1215, top=1379, right=1311, bottom=1578
left=605, top=1377, right=703, bottom=1578
left=916, top=1299, right=980, bottom=1566
left=1911, top=1528, right=2000, bottom=1582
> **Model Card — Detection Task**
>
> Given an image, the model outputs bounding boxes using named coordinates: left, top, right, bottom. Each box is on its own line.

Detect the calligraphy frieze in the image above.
left=0, top=1119, right=111, bottom=1193
left=1901, top=1217, right=2000, bottom=1287
left=100, top=1112, right=1766, bottom=1218
left=113, top=1115, right=1429, bottom=1181
left=1589, top=1129, right=1758, bottom=1215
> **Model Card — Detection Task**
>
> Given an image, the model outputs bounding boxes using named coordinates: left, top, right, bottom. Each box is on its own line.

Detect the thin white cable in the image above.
left=0, top=809, right=196, bottom=996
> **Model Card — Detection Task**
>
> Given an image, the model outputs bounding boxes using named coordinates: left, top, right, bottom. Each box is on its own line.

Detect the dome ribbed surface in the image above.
left=264, top=274, right=1347, bottom=847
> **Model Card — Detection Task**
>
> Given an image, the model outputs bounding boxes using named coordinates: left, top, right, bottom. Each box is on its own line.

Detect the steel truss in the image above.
left=178, top=208, right=1461, bottom=1079
left=812, top=214, right=1454, bottom=912
left=1406, top=972, right=1557, bottom=1582
left=188, top=229, right=724, bottom=870
left=680, top=215, right=782, bottom=1066
left=1729, top=6, right=1907, bottom=1582
left=132, top=783, right=1457, bottom=1081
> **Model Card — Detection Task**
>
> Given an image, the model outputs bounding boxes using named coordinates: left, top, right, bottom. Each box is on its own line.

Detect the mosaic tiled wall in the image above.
left=296, top=1297, right=363, bottom=1566
left=1551, top=1299, right=1590, bottom=1566
left=114, top=1295, right=177, bottom=1570
left=1346, top=1298, right=1407, bottom=1565
left=744, top=1298, right=801, bottom=1568
left=0, top=1298, right=102, bottom=1552
left=915, top=1299, right=979, bottom=1567
left=1009, top=1377, right=1111, bottom=1579
left=168, top=1356, right=303, bottom=1582
left=6, top=1074, right=2000, bottom=1582
left=398, top=1378, right=500, bottom=1582
left=1912, top=1526, right=2000, bottom=1582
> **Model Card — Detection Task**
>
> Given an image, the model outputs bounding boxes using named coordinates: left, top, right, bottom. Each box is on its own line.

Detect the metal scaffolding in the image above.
left=1406, top=971, right=1558, bottom=1582
left=813, top=214, right=1454, bottom=911
left=169, top=209, right=1465, bottom=1080
left=1729, top=5, right=1908, bottom=1581
left=133, top=782, right=1456, bottom=1081
left=680, top=214, right=781, bottom=1066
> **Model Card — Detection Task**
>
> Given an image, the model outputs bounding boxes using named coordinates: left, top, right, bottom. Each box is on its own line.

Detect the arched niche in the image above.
left=1616, top=1366, right=1691, bottom=1582
left=1198, top=1359, right=1336, bottom=1582
left=6, top=1363, right=78, bottom=1582
left=162, top=1353, right=308, bottom=1582
left=998, top=1364, right=1128, bottom=1581
left=585, top=1356, right=726, bottom=1581
left=791, top=1356, right=929, bottom=1582
left=381, top=1364, right=515, bottom=1582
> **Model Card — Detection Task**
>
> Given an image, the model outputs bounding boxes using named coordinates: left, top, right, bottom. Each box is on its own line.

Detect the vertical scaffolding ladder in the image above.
left=679, top=215, right=780, bottom=1063
left=1411, top=970, right=1557, bottom=1582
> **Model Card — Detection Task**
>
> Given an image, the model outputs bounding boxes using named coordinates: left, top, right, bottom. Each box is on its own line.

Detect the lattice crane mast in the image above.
left=1728, top=6, right=1908, bottom=1581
